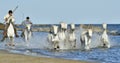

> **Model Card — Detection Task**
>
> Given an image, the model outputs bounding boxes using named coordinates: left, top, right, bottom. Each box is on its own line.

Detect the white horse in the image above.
left=58, top=22, right=67, bottom=41
left=80, top=25, right=93, bottom=50
left=68, top=23, right=76, bottom=49
left=6, top=20, right=15, bottom=46
left=101, top=23, right=110, bottom=48
left=49, top=25, right=60, bottom=50
left=58, top=22, right=68, bottom=49
left=22, top=24, right=32, bottom=46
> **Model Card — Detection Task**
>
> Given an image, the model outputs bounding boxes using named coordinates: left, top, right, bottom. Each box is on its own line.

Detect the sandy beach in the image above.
left=0, top=50, right=95, bottom=63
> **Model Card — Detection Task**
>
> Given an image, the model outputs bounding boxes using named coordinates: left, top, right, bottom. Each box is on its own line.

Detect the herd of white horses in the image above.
left=4, top=21, right=110, bottom=50
left=47, top=22, right=110, bottom=50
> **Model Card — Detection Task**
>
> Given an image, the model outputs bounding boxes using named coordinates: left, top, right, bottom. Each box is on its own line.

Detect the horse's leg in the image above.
left=84, top=35, right=89, bottom=50
left=52, top=41, right=55, bottom=50
left=69, top=41, right=73, bottom=49
left=21, top=30, right=24, bottom=37
left=56, top=42, right=60, bottom=49
left=102, top=38, right=108, bottom=48
left=28, top=31, right=32, bottom=40
left=64, top=39, right=67, bottom=49
left=106, top=41, right=110, bottom=48
left=80, top=37, right=84, bottom=50
left=53, top=41, right=57, bottom=50
left=24, top=30, right=28, bottom=42
left=102, top=39, right=105, bottom=47
left=73, top=39, right=76, bottom=48
left=5, top=38, right=10, bottom=46
left=26, top=32, right=29, bottom=47
left=10, top=37, right=15, bottom=46
left=103, top=39, right=110, bottom=48
left=1, top=24, right=9, bottom=42
left=87, top=37, right=91, bottom=48
left=54, top=41, right=59, bottom=50
left=24, top=31, right=29, bottom=47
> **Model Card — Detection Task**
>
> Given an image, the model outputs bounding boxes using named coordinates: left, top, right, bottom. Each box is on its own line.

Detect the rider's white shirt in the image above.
left=22, top=20, right=32, bottom=28
left=4, top=14, right=15, bottom=24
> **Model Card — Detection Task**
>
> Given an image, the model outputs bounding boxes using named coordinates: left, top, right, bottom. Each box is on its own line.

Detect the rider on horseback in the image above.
left=1, top=10, right=19, bottom=41
left=21, top=17, right=32, bottom=37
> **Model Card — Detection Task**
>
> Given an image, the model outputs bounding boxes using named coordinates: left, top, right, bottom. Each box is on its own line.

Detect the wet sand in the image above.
left=0, top=50, right=96, bottom=63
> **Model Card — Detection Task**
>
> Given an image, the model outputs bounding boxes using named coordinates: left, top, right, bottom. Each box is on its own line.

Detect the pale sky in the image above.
left=0, top=0, right=120, bottom=24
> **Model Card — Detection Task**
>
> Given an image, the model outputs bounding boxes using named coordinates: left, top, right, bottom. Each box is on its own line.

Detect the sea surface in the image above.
left=0, top=24, right=120, bottom=63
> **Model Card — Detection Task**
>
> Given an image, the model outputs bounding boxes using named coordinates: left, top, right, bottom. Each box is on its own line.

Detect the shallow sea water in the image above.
left=0, top=24, right=120, bottom=63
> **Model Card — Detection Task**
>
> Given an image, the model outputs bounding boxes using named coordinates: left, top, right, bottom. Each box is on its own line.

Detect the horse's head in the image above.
left=25, top=24, right=32, bottom=31
left=60, top=22, right=67, bottom=31
left=102, top=23, right=107, bottom=30
left=85, top=24, right=93, bottom=37
left=87, top=29, right=92, bottom=37
left=70, top=23, right=75, bottom=32
left=64, top=23, right=67, bottom=32
left=60, top=22, right=64, bottom=29
left=52, top=25, right=58, bottom=36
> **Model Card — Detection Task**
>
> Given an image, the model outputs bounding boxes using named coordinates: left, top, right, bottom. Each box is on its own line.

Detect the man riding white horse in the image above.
left=5, top=19, right=15, bottom=46
left=21, top=17, right=32, bottom=37
left=1, top=10, right=19, bottom=42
